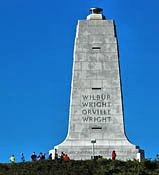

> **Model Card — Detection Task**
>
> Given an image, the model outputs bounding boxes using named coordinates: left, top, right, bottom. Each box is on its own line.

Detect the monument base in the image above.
left=50, top=139, right=144, bottom=161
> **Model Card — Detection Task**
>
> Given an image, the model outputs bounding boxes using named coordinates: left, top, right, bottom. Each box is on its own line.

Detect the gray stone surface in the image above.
left=50, top=9, right=144, bottom=161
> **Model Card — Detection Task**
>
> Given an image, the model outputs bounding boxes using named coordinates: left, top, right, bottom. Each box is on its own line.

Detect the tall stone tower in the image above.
left=50, top=8, right=144, bottom=160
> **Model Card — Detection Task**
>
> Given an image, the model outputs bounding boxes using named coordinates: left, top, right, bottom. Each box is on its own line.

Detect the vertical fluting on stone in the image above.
left=50, top=8, right=144, bottom=161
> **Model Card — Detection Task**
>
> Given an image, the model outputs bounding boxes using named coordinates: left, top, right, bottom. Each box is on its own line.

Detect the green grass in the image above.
left=0, top=159, right=159, bottom=175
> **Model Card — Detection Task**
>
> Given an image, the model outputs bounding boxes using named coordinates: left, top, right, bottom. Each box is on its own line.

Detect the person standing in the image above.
left=64, top=154, right=69, bottom=160
left=55, top=149, right=58, bottom=160
left=49, top=153, right=52, bottom=160
left=10, top=155, right=15, bottom=163
left=60, top=152, right=65, bottom=159
left=31, top=152, right=37, bottom=161
left=37, top=152, right=43, bottom=160
left=41, top=153, right=45, bottom=160
left=112, top=151, right=116, bottom=160
left=21, top=153, right=25, bottom=162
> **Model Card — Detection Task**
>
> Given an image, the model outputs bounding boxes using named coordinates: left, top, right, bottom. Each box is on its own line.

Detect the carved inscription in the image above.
left=68, top=151, right=92, bottom=155
left=68, top=150, right=137, bottom=155
left=81, top=94, right=111, bottom=123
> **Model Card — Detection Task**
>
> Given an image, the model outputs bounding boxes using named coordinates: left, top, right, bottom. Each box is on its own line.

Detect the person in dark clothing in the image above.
left=112, top=150, right=116, bottom=160
left=31, top=152, right=37, bottom=161
left=55, top=149, right=58, bottom=159
left=37, top=152, right=43, bottom=160
left=41, top=153, right=45, bottom=160
left=156, top=154, right=159, bottom=160
left=49, top=153, right=52, bottom=160
left=60, top=152, right=65, bottom=159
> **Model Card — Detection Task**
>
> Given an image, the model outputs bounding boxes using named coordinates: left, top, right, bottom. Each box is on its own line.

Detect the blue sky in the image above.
left=0, top=0, right=159, bottom=162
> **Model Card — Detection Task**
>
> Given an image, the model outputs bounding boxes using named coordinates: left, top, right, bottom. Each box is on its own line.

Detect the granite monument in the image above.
left=50, top=8, right=144, bottom=161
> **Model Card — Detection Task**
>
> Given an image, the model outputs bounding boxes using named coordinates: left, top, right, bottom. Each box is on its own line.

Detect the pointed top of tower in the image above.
left=87, top=7, right=106, bottom=20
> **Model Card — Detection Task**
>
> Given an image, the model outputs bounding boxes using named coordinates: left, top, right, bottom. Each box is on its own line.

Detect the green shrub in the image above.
left=0, top=159, right=159, bottom=175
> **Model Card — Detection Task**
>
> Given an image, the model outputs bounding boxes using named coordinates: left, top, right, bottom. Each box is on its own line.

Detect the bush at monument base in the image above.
left=0, top=159, right=159, bottom=175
